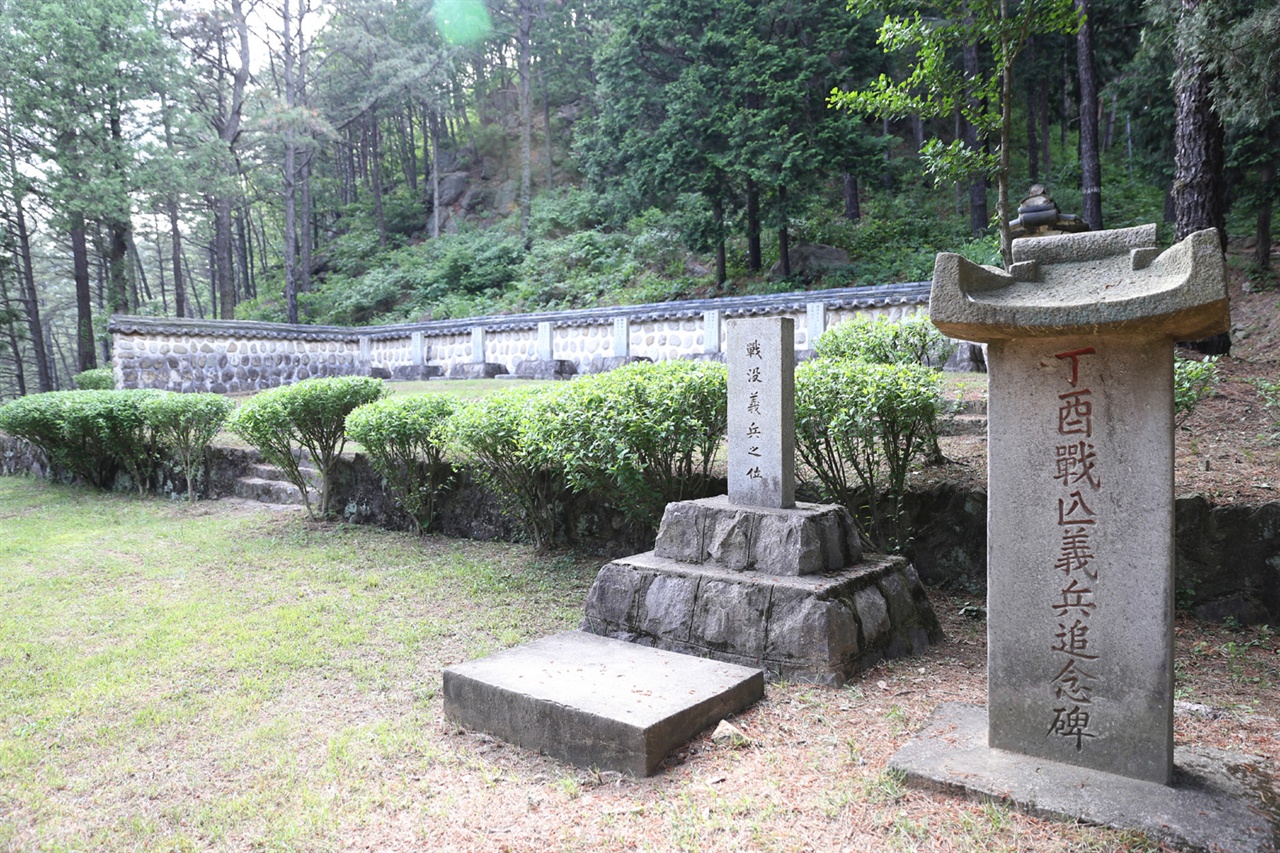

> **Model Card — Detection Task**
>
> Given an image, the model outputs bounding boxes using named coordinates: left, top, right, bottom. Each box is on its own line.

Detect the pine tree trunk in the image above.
left=6, top=130, right=51, bottom=390
left=70, top=211, right=96, bottom=372
left=1173, top=2, right=1226, bottom=248
left=746, top=180, right=761, bottom=272
left=283, top=0, right=299, bottom=324
left=843, top=173, right=860, bottom=222
left=0, top=267, right=27, bottom=395
left=1174, top=0, right=1229, bottom=354
left=169, top=199, right=186, bottom=319
left=1076, top=0, right=1103, bottom=230
left=777, top=185, right=791, bottom=277
left=517, top=0, right=534, bottom=239
left=1256, top=156, right=1274, bottom=270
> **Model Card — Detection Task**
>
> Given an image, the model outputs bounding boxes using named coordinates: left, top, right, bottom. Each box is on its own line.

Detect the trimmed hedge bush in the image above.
left=228, top=376, right=387, bottom=518
left=346, top=394, right=456, bottom=533
left=795, top=358, right=943, bottom=550
left=72, top=368, right=115, bottom=390
left=446, top=385, right=568, bottom=549
left=813, top=314, right=956, bottom=368
left=0, top=390, right=160, bottom=492
left=528, top=360, right=727, bottom=527
left=142, top=393, right=234, bottom=502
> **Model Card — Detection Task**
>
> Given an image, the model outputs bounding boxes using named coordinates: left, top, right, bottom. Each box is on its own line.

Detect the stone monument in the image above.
left=890, top=225, right=1278, bottom=851
left=582, top=317, right=943, bottom=684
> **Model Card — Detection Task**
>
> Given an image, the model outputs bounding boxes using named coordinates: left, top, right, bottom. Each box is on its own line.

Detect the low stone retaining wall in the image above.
left=3, top=436, right=1274, bottom=625
left=106, top=283, right=932, bottom=393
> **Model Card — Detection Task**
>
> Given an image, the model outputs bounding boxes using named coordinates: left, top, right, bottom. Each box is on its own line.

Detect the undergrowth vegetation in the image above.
left=239, top=183, right=1000, bottom=328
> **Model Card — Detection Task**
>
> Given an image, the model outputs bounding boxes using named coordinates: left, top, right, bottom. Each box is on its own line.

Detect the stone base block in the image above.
left=442, top=631, right=764, bottom=776
left=654, top=496, right=862, bottom=576
left=448, top=362, right=508, bottom=379
left=581, top=551, right=943, bottom=685
left=586, top=355, right=653, bottom=374
left=890, top=703, right=1278, bottom=853
left=391, top=364, right=444, bottom=381
left=513, top=359, right=578, bottom=380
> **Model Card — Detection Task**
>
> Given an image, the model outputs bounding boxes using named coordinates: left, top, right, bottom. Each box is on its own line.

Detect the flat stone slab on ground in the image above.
left=890, top=703, right=1279, bottom=853
left=442, top=631, right=764, bottom=777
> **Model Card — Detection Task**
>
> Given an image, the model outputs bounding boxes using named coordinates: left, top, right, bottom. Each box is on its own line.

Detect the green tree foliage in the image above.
left=832, top=0, right=1079, bottom=264
left=345, top=394, right=456, bottom=533
left=228, top=376, right=387, bottom=518
left=578, top=0, right=883, bottom=279
left=141, top=392, right=234, bottom=503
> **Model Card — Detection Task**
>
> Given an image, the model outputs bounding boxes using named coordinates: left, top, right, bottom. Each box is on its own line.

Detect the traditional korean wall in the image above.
left=108, top=282, right=931, bottom=393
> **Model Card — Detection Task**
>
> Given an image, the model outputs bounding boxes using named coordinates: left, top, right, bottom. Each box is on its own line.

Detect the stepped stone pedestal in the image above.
left=583, top=497, right=942, bottom=685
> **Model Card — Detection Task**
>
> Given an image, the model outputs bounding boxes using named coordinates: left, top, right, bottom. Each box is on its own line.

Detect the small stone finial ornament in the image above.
left=1009, top=184, right=1089, bottom=239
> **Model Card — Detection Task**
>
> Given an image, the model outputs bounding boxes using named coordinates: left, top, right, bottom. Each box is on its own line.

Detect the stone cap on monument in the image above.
left=929, top=224, right=1229, bottom=343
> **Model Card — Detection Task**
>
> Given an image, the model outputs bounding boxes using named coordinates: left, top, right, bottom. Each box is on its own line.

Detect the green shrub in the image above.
left=346, top=394, right=456, bottom=533
left=0, top=390, right=160, bottom=491
left=73, top=368, right=115, bottom=390
left=142, top=393, right=234, bottom=502
left=1173, top=353, right=1220, bottom=427
left=68, top=390, right=162, bottom=494
left=795, top=358, right=943, bottom=550
left=0, top=392, right=79, bottom=476
left=446, top=386, right=568, bottom=549
left=814, top=314, right=957, bottom=368
left=228, top=376, right=387, bottom=518
left=529, top=360, right=727, bottom=527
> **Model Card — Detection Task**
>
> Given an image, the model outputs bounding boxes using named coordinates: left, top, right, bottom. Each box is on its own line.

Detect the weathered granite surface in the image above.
left=891, top=703, right=1278, bottom=853
left=581, top=550, right=942, bottom=685
left=442, top=631, right=763, bottom=776
left=930, top=225, right=1229, bottom=342
left=653, top=495, right=861, bottom=576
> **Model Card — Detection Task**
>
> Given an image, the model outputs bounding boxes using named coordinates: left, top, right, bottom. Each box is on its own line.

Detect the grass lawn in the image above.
left=1, top=476, right=1275, bottom=851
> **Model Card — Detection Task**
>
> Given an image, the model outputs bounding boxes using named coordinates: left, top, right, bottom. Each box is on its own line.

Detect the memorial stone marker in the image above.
left=727, top=317, right=795, bottom=509
left=582, top=315, right=944, bottom=684
left=888, top=225, right=1276, bottom=850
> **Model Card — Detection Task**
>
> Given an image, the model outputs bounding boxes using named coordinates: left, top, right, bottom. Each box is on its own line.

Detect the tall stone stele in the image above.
left=930, top=224, right=1229, bottom=784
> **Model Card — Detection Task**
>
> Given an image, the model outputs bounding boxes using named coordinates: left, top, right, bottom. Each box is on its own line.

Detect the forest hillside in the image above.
left=0, top=0, right=1276, bottom=398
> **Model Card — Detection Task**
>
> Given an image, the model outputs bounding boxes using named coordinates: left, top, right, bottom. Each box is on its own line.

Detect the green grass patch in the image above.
left=0, top=477, right=593, bottom=850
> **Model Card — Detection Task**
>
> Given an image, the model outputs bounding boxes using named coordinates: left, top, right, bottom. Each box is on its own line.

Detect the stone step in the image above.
left=248, top=462, right=322, bottom=489
left=949, top=397, right=988, bottom=416
left=233, top=476, right=309, bottom=506
left=939, top=413, right=988, bottom=437
left=443, top=631, right=764, bottom=777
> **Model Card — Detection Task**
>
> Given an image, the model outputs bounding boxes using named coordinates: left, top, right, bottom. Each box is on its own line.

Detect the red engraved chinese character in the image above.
left=1057, top=491, right=1097, bottom=526
left=1056, top=526, right=1097, bottom=578
left=1054, top=347, right=1096, bottom=387
left=1058, top=390, right=1093, bottom=437
left=1052, top=578, right=1096, bottom=617
left=1054, top=442, right=1100, bottom=489
left=1052, top=620, right=1098, bottom=660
